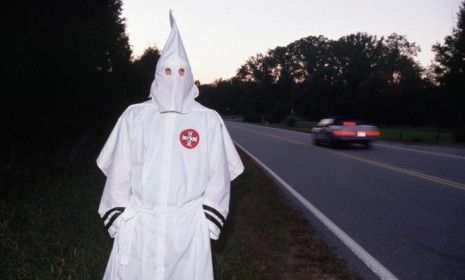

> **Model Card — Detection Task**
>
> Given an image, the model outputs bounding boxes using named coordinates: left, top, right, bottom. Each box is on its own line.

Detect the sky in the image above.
left=122, top=0, right=463, bottom=84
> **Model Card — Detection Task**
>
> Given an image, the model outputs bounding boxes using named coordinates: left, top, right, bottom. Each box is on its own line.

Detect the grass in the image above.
left=252, top=120, right=454, bottom=143
left=378, top=127, right=453, bottom=143
left=0, top=136, right=359, bottom=279
left=0, top=138, right=110, bottom=279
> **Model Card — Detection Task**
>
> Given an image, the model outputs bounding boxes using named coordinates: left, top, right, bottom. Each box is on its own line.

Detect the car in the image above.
left=312, top=116, right=380, bottom=148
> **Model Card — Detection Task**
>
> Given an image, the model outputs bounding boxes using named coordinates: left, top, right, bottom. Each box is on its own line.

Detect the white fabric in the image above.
left=97, top=11, right=244, bottom=279
left=149, top=11, right=199, bottom=114
left=97, top=99, right=244, bottom=280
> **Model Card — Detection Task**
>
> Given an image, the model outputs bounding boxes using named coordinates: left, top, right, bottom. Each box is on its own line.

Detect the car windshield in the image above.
left=318, top=118, right=334, bottom=126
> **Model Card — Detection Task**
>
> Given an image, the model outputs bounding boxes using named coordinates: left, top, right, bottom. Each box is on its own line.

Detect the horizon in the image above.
left=122, top=0, right=463, bottom=84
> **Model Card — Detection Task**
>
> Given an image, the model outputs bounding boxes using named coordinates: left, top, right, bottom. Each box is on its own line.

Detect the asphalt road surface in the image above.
left=226, top=121, right=465, bottom=280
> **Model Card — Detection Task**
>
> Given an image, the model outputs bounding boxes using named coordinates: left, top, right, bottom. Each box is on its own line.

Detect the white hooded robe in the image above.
left=96, top=11, right=244, bottom=280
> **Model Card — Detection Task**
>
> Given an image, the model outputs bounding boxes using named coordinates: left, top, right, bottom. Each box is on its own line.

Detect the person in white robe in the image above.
left=96, top=11, right=244, bottom=280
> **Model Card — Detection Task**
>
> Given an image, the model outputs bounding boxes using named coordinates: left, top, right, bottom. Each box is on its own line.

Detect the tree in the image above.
left=3, top=0, right=133, bottom=144
left=227, top=32, right=425, bottom=124
left=129, top=47, right=161, bottom=103
left=433, top=1, right=465, bottom=129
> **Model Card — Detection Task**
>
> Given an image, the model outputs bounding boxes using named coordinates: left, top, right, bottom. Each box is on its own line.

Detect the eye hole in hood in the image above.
left=149, top=10, right=198, bottom=114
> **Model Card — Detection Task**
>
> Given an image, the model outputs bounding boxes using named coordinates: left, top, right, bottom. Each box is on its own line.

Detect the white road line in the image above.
left=235, top=142, right=399, bottom=280
left=375, top=143, right=465, bottom=160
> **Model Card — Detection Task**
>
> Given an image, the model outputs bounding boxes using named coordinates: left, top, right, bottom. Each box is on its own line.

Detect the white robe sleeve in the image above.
left=218, top=117, right=245, bottom=181
left=96, top=113, right=132, bottom=238
left=203, top=117, right=244, bottom=240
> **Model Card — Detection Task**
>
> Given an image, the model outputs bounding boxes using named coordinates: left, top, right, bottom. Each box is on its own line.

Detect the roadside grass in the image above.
left=379, top=127, right=453, bottom=143
left=0, top=139, right=110, bottom=279
left=0, top=138, right=359, bottom=279
left=252, top=120, right=454, bottom=143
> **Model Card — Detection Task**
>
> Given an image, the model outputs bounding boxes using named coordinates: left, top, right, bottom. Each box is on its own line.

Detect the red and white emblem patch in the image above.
left=179, top=129, right=200, bottom=149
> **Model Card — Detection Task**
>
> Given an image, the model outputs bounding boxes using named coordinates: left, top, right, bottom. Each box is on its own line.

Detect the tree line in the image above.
left=198, top=2, right=465, bottom=140
left=3, top=0, right=161, bottom=148
left=3, top=1, right=465, bottom=147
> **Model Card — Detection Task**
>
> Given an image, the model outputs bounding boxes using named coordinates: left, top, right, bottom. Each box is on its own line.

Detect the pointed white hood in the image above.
left=149, top=11, right=199, bottom=114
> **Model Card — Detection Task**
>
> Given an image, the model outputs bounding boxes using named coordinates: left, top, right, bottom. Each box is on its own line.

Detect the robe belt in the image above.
left=118, top=199, right=202, bottom=265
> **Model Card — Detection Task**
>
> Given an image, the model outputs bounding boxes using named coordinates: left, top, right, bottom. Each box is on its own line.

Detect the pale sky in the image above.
left=122, top=0, right=463, bottom=84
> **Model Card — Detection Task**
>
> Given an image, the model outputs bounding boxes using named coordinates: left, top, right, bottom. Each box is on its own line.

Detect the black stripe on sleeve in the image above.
left=204, top=212, right=223, bottom=231
left=105, top=211, right=123, bottom=231
left=102, top=207, right=125, bottom=222
left=202, top=205, right=226, bottom=224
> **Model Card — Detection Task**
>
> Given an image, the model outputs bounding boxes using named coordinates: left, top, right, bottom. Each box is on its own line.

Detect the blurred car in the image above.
left=312, top=116, right=380, bottom=147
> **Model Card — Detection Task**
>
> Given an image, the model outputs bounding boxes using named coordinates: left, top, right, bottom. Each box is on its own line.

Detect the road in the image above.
left=226, top=121, right=465, bottom=280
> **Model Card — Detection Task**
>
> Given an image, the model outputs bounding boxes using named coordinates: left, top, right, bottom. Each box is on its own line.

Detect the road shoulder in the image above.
left=213, top=148, right=361, bottom=279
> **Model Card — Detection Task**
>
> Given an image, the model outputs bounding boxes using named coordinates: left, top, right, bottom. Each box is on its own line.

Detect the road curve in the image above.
left=226, top=121, right=465, bottom=280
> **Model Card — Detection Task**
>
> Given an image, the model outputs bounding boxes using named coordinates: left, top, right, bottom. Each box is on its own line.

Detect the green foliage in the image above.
left=0, top=138, right=111, bottom=279
left=379, top=127, right=453, bottom=143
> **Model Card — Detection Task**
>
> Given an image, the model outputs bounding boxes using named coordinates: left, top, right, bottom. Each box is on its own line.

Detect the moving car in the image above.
left=312, top=116, right=380, bottom=147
